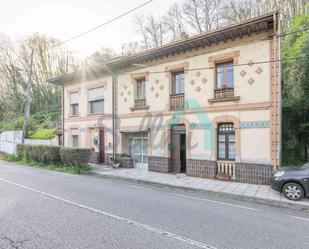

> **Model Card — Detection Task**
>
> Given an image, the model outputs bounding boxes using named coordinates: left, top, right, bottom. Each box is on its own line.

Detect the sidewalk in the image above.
left=90, top=164, right=309, bottom=212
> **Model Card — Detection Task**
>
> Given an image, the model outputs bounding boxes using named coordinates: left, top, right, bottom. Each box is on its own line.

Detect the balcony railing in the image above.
left=134, top=98, right=146, bottom=108
left=217, top=160, right=236, bottom=180
left=214, top=87, right=234, bottom=99
left=170, top=93, right=184, bottom=111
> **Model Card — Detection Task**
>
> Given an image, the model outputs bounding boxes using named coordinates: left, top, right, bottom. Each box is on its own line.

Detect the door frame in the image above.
left=170, top=124, right=186, bottom=173
left=132, top=136, right=148, bottom=170
left=99, top=129, right=105, bottom=163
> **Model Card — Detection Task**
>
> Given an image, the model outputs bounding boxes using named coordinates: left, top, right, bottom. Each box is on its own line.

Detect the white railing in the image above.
left=217, top=161, right=236, bottom=180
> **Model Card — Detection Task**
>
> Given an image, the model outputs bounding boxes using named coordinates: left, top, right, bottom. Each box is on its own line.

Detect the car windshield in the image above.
left=300, top=162, right=309, bottom=169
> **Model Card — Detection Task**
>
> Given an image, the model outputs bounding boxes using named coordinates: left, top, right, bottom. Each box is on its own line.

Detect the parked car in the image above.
left=271, top=162, right=309, bottom=201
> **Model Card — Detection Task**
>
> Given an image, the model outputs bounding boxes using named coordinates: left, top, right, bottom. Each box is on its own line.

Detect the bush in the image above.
left=60, top=147, right=91, bottom=173
left=16, top=144, right=61, bottom=164
left=28, top=129, right=56, bottom=140
left=16, top=144, right=25, bottom=160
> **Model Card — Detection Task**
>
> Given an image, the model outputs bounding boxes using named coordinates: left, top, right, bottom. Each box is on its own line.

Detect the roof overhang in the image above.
left=48, top=11, right=277, bottom=85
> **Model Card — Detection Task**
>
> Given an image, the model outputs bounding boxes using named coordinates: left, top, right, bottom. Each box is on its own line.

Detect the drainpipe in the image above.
left=102, top=64, right=117, bottom=159
left=62, top=84, right=65, bottom=146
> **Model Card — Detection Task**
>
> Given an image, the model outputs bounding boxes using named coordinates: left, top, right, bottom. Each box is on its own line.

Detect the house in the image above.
left=49, top=12, right=280, bottom=185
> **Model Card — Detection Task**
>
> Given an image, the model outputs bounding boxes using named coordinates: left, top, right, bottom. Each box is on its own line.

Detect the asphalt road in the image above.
left=0, top=161, right=309, bottom=249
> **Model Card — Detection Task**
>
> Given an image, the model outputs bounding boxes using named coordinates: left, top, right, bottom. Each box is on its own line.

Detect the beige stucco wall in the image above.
left=61, top=31, right=274, bottom=166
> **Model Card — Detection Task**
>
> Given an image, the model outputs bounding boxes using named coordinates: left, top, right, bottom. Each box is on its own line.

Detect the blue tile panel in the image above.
left=240, top=121, right=270, bottom=128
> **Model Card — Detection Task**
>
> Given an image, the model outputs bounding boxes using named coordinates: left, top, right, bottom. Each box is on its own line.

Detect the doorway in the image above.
left=171, top=125, right=186, bottom=173
left=131, top=137, right=148, bottom=170
left=99, top=129, right=105, bottom=163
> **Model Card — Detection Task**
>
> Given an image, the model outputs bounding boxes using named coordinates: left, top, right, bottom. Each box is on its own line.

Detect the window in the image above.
left=72, top=135, right=79, bottom=148
left=136, top=78, right=146, bottom=100
left=172, top=71, right=185, bottom=95
left=217, top=123, right=235, bottom=160
left=69, top=92, right=79, bottom=116
left=216, top=61, right=234, bottom=89
left=88, top=87, right=104, bottom=114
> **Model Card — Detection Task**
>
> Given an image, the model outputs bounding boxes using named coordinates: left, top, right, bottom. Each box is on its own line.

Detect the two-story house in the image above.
left=49, top=12, right=281, bottom=185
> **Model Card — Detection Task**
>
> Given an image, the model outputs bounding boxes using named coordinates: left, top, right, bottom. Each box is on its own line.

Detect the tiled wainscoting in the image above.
left=148, top=156, right=171, bottom=173
left=236, top=162, right=273, bottom=185
left=186, top=159, right=217, bottom=178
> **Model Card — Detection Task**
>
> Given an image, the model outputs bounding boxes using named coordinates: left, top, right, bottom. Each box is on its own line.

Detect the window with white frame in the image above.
left=88, top=87, right=104, bottom=114
left=72, top=135, right=79, bottom=148
left=69, top=92, right=79, bottom=116
left=136, top=78, right=146, bottom=100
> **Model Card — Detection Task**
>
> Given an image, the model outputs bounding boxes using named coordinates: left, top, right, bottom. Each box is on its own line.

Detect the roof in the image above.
left=49, top=11, right=277, bottom=85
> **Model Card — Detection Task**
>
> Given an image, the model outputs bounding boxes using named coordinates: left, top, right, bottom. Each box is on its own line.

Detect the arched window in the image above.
left=217, top=123, right=235, bottom=160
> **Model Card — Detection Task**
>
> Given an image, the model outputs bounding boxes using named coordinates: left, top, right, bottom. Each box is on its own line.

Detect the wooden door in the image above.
left=171, top=132, right=181, bottom=173
left=99, top=129, right=105, bottom=163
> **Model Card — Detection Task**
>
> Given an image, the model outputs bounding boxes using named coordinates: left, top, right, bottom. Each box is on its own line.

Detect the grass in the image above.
left=28, top=128, right=56, bottom=140
left=0, top=152, right=91, bottom=174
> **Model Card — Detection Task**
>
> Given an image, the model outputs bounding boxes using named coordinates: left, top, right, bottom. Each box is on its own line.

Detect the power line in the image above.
left=121, top=54, right=309, bottom=76
left=49, top=0, right=154, bottom=49
left=279, top=27, right=309, bottom=37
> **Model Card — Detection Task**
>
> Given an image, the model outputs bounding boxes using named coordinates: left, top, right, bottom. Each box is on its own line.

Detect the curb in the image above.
left=89, top=171, right=309, bottom=213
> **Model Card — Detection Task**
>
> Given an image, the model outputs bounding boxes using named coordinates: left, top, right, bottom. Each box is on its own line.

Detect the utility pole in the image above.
left=21, top=49, right=34, bottom=144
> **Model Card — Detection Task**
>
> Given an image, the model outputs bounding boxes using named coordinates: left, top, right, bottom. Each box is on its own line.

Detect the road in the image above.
left=0, top=161, right=309, bottom=249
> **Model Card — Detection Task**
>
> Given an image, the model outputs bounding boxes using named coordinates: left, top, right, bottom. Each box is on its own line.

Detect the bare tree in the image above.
left=183, top=0, right=224, bottom=34
left=163, top=3, right=186, bottom=39
left=121, top=41, right=142, bottom=56
left=145, top=15, right=167, bottom=48
left=135, top=14, right=150, bottom=50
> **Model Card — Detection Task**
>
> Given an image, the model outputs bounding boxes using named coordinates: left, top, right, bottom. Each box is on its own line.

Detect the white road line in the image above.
left=0, top=177, right=216, bottom=249
left=128, top=184, right=152, bottom=191
left=174, top=193, right=258, bottom=211
left=290, top=216, right=309, bottom=222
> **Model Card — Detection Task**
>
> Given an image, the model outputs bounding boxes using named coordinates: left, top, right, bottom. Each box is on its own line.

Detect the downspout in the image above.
left=278, top=9, right=282, bottom=168
left=273, top=12, right=277, bottom=170
left=62, top=84, right=65, bottom=146
left=103, top=64, right=117, bottom=159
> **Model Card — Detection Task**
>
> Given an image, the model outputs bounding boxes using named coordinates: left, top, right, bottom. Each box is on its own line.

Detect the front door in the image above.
left=171, top=125, right=186, bottom=173
left=132, top=137, right=148, bottom=170
left=99, top=129, right=105, bottom=163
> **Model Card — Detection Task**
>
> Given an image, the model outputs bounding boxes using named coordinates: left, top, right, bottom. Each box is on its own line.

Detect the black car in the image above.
left=271, top=162, right=309, bottom=201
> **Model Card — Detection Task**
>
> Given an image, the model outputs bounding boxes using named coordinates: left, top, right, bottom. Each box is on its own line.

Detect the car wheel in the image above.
left=283, top=182, right=304, bottom=201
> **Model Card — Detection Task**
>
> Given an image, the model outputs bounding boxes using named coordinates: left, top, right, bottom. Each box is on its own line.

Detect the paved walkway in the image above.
left=91, top=164, right=309, bottom=211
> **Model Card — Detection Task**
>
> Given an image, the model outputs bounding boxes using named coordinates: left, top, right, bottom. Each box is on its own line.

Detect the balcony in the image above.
left=216, top=160, right=236, bottom=180
left=130, top=98, right=149, bottom=111
left=170, top=93, right=185, bottom=111
left=208, top=87, right=240, bottom=104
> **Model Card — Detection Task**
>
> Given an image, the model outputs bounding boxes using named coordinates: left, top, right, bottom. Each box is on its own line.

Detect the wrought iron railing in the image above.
left=214, top=88, right=234, bottom=99
left=134, top=98, right=146, bottom=108
left=170, top=93, right=184, bottom=111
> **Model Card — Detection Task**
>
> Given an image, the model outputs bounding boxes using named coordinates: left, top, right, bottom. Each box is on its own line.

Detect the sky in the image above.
left=0, top=0, right=183, bottom=57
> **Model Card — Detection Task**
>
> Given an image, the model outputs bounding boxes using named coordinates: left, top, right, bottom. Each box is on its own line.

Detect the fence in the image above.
left=0, top=130, right=57, bottom=154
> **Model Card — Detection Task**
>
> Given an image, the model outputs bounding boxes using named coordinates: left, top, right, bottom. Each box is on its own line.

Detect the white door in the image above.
left=132, top=137, right=148, bottom=170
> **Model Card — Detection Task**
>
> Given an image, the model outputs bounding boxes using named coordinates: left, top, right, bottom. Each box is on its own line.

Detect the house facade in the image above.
left=49, top=12, right=280, bottom=185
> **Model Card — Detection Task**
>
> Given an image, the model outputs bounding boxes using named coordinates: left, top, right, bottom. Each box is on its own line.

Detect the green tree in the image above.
left=282, top=13, right=309, bottom=165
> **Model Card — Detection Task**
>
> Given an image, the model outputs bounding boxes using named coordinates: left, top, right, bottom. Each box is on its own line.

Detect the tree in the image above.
left=281, top=13, right=309, bottom=164
left=134, top=14, right=150, bottom=50
left=163, top=3, right=186, bottom=39
left=0, top=34, right=78, bottom=121
left=183, top=0, right=224, bottom=33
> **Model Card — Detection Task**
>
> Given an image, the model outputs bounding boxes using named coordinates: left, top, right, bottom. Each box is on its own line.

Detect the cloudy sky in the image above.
left=0, top=0, right=183, bottom=57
